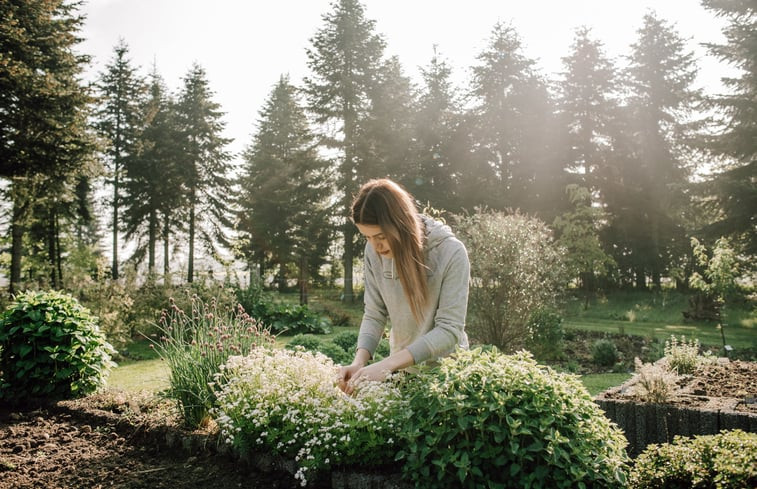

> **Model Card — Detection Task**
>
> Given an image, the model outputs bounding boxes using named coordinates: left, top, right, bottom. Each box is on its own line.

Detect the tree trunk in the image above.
left=48, top=208, right=58, bottom=288
left=148, top=208, right=157, bottom=275
left=188, top=200, right=195, bottom=283
left=112, top=158, right=119, bottom=280
left=55, top=210, right=63, bottom=287
left=299, top=255, right=308, bottom=305
left=9, top=190, right=27, bottom=296
left=162, top=212, right=170, bottom=283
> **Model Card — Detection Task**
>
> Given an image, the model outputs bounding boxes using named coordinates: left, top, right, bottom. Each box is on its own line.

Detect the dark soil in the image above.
left=0, top=392, right=308, bottom=489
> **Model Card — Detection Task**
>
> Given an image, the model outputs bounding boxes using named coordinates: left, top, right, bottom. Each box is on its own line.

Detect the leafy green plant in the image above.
left=592, top=338, right=620, bottom=367
left=0, top=290, right=116, bottom=402
left=150, top=296, right=273, bottom=428
left=526, top=309, right=565, bottom=361
left=248, top=300, right=332, bottom=336
left=629, top=430, right=757, bottom=489
left=330, top=330, right=359, bottom=352
left=214, top=348, right=410, bottom=486
left=285, top=334, right=352, bottom=364
left=398, top=348, right=629, bottom=489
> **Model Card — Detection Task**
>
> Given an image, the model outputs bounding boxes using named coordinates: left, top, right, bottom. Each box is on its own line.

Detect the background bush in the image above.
left=0, top=290, right=116, bottom=402
left=398, top=348, right=629, bottom=489
left=629, top=430, right=757, bottom=489
left=454, top=210, right=567, bottom=351
left=285, top=334, right=352, bottom=364
left=525, top=309, right=565, bottom=361
left=592, top=338, right=620, bottom=367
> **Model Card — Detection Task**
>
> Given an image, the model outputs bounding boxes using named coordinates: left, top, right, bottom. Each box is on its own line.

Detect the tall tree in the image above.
left=238, top=76, right=334, bottom=302
left=605, top=11, right=700, bottom=288
left=94, top=39, right=145, bottom=280
left=123, top=66, right=185, bottom=277
left=408, top=47, right=464, bottom=212
left=304, top=0, right=386, bottom=302
left=698, top=0, right=757, bottom=257
left=174, top=63, right=234, bottom=283
left=556, top=27, right=619, bottom=192
left=468, top=22, right=555, bottom=211
left=0, top=0, right=96, bottom=293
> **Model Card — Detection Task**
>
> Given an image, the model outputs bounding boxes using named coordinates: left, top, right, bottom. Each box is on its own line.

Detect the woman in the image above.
left=338, top=178, right=470, bottom=394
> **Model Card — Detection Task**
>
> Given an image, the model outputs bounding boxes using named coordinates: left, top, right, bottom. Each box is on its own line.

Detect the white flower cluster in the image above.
left=213, top=348, right=409, bottom=486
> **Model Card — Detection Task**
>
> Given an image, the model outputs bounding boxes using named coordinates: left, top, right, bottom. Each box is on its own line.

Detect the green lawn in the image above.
left=580, top=373, right=632, bottom=396
left=108, top=358, right=169, bottom=392
left=564, top=317, right=755, bottom=349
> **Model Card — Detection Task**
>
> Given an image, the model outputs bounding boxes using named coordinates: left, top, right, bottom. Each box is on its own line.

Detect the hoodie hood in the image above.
left=422, top=215, right=455, bottom=252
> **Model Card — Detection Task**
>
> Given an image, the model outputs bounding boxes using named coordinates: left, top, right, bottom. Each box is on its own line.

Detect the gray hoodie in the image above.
left=356, top=215, right=470, bottom=365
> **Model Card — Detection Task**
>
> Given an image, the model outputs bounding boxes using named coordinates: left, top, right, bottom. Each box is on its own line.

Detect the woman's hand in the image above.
left=338, top=348, right=371, bottom=393
left=339, top=349, right=415, bottom=395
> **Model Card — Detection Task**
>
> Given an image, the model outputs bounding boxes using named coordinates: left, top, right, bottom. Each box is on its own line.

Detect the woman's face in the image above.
left=356, top=223, right=393, bottom=259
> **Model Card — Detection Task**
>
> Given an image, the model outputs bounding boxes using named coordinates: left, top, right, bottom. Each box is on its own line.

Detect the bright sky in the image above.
left=78, top=0, right=731, bottom=160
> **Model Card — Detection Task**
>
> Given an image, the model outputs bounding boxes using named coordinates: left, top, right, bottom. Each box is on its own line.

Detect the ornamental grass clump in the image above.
left=398, top=348, right=629, bottom=489
left=150, top=296, right=273, bottom=428
left=214, top=348, right=410, bottom=486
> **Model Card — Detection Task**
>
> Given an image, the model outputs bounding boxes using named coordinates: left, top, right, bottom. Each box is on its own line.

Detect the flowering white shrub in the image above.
left=213, top=348, right=410, bottom=486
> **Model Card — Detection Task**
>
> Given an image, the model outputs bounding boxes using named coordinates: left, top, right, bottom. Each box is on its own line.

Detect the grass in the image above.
left=580, top=373, right=632, bottom=396
left=106, top=288, right=754, bottom=396
left=107, top=358, right=169, bottom=392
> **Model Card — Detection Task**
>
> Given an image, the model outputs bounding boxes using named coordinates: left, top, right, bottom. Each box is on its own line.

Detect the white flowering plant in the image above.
left=213, top=348, right=410, bottom=486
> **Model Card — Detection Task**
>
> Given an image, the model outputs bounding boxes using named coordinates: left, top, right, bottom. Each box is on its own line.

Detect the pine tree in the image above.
left=0, top=0, right=97, bottom=293
left=238, top=76, right=333, bottom=301
left=556, top=27, right=619, bottom=191
left=304, top=0, right=386, bottom=302
left=408, top=47, right=464, bottom=212
left=94, top=39, right=146, bottom=280
left=468, top=22, right=556, bottom=211
left=606, top=11, right=701, bottom=288
left=698, top=0, right=757, bottom=256
left=123, top=66, right=185, bottom=277
left=174, top=63, right=234, bottom=283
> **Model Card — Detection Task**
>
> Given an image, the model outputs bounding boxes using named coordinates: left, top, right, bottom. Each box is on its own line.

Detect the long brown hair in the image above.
left=351, top=179, right=428, bottom=323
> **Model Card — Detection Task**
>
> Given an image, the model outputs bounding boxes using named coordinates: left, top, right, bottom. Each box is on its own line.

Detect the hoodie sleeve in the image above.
left=356, top=248, right=388, bottom=357
left=406, top=243, right=470, bottom=364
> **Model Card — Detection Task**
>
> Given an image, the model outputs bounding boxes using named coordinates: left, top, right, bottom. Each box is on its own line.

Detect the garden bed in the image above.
left=596, top=359, right=757, bottom=456
left=0, top=391, right=408, bottom=489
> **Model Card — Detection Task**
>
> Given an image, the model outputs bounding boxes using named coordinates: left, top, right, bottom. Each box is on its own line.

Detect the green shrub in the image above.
left=248, top=300, right=332, bottom=336
left=285, top=334, right=352, bottom=364
left=398, top=348, right=629, bottom=489
left=629, top=430, right=757, bottom=489
left=330, top=330, right=359, bottom=352
left=526, top=309, right=565, bottom=361
left=0, top=290, right=116, bottom=402
left=374, top=338, right=390, bottom=359
left=454, top=210, right=568, bottom=351
left=150, top=296, right=273, bottom=428
left=592, top=338, right=620, bottom=367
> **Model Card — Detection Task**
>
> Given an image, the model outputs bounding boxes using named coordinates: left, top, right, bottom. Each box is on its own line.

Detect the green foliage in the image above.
left=398, top=348, right=629, bottom=489
left=0, top=290, right=116, bottom=402
left=150, top=295, right=273, bottom=428
left=248, top=300, right=332, bottom=336
left=285, top=334, right=352, bottom=365
left=454, top=210, right=568, bottom=351
left=214, top=349, right=410, bottom=485
left=629, top=430, right=757, bottom=489
left=591, top=338, right=620, bottom=367
left=525, top=309, right=565, bottom=361
left=330, top=330, right=359, bottom=352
